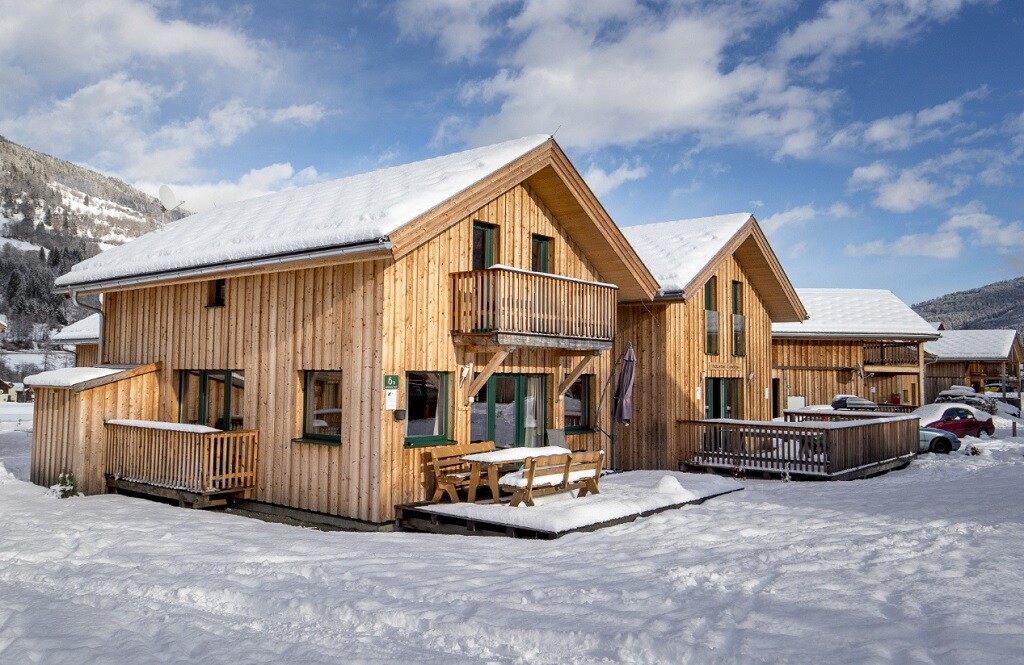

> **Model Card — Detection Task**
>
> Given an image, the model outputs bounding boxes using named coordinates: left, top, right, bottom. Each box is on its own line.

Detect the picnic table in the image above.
left=462, top=445, right=571, bottom=503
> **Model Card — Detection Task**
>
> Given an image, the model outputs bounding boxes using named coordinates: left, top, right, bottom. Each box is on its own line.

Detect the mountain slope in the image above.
left=912, top=276, right=1024, bottom=333
left=0, top=135, right=187, bottom=345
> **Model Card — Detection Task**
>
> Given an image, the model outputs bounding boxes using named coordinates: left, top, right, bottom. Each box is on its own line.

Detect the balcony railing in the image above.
left=691, top=415, right=918, bottom=478
left=451, top=266, right=617, bottom=346
left=105, top=421, right=258, bottom=497
left=864, top=342, right=918, bottom=366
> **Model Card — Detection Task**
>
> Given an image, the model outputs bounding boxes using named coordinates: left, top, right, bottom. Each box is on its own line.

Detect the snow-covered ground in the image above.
left=2, top=402, right=1024, bottom=663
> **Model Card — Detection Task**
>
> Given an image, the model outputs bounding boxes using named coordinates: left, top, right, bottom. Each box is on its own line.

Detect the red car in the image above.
left=913, top=403, right=995, bottom=439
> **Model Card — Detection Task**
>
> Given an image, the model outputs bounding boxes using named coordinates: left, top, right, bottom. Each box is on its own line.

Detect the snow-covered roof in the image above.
left=621, top=213, right=752, bottom=294
left=772, top=288, right=939, bottom=340
left=55, top=135, right=551, bottom=289
left=925, top=329, right=1020, bottom=361
left=24, top=366, right=122, bottom=388
left=51, top=313, right=101, bottom=344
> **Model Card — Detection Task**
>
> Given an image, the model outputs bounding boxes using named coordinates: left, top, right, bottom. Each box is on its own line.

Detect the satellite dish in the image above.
left=158, top=184, right=183, bottom=212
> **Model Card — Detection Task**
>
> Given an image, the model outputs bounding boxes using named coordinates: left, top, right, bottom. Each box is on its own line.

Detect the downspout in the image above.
left=70, top=291, right=103, bottom=367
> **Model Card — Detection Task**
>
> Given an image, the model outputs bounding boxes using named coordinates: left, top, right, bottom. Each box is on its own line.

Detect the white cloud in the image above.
left=271, top=104, right=327, bottom=126
left=582, top=161, right=649, bottom=196
left=844, top=201, right=1024, bottom=258
left=760, top=202, right=851, bottom=233
left=394, top=0, right=517, bottom=62
left=137, top=163, right=321, bottom=214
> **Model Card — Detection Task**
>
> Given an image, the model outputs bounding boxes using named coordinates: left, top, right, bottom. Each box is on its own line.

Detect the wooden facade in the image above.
left=34, top=138, right=659, bottom=524
left=772, top=338, right=926, bottom=409
left=75, top=343, right=99, bottom=367
left=614, top=221, right=805, bottom=471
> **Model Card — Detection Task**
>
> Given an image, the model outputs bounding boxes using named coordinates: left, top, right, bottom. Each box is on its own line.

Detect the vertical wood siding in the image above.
left=100, top=183, right=616, bottom=522
left=615, top=254, right=774, bottom=470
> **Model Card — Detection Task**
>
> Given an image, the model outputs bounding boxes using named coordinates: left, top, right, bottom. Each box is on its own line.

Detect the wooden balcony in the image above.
left=864, top=342, right=919, bottom=372
left=450, top=266, right=617, bottom=350
left=104, top=421, right=258, bottom=508
left=689, top=414, right=918, bottom=480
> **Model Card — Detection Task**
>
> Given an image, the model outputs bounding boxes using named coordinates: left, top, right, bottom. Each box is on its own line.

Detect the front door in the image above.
left=705, top=378, right=742, bottom=420
left=471, top=374, right=546, bottom=447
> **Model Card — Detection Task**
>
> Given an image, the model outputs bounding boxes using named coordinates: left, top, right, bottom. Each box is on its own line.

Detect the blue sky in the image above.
left=1, top=0, right=1022, bottom=305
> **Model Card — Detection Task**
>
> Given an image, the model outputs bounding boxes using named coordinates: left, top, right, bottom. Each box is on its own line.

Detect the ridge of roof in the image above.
left=772, top=288, right=939, bottom=339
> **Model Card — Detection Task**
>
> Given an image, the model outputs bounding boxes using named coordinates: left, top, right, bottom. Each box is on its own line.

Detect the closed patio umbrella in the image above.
left=612, top=343, right=636, bottom=425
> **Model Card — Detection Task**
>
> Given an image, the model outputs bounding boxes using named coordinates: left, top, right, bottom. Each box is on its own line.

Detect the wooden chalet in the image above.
left=615, top=214, right=807, bottom=470
left=923, top=329, right=1023, bottom=402
left=772, top=289, right=939, bottom=409
left=51, top=313, right=101, bottom=367
left=28, top=135, right=659, bottom=523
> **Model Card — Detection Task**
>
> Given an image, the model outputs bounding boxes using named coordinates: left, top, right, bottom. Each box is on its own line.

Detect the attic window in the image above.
left=207, top=279, right=226, bottom=307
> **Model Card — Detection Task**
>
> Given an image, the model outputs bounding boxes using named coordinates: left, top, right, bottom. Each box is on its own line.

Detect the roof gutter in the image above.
left=53, top=239, right=393, bottom=295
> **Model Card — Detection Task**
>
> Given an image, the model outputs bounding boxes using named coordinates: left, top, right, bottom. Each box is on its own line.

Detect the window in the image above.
left=300, top=371, right=343, bottom=443
left=704, top=276, right=719, bottom=355
left=207, top=278, right=226, bottom=307
left=405, top=372, right=449, bottom=446
left=471, top=373, right=547, bottom=447
left=564, top=375, right=592, bottom=432
left=179, top=369, right=245, bottom=430
left=732, top=280, right=745, bottom=356
left=531, top=234, right=552, bottom=273
left=472, top=222, right=496, bottom=271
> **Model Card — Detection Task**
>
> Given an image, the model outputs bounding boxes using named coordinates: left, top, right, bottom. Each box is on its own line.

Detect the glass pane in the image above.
left=205, top=372, right=226, bottom=429
left=229, top=372, right=245, bottom=430
left=733, top=314, right=745, bottom=356
left=306, top=371, right=342, bottom=437
left=407, top=372, right=444, bottom=438
left=532, top=236, right=550, bottom=272
left=523, top=375, right=545, bottom=447
left=564, top=376, right=589, bottom=429
left=472, top=225, right=492, bottom=271
left=706, top=310, right=719, bottom=355
left=470, top=378, right=489, bottom=442
left=492, top=376, right=517, bottom=447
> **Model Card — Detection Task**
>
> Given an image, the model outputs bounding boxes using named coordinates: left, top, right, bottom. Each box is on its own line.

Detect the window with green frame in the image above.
left=179, top=369, right=245, bottom=430
left=564, top=374, right=592, bottom=432
left=472, top=221, right=496, bottom=270
left=299, top=371, right=343, bottom=444
left=732, top=280, right=746, bottom=356
left=531, top=234, right=552, bottom=273
left=404, top=371, right=450, bottom=447
left=704, top=276, right=719, bottom=355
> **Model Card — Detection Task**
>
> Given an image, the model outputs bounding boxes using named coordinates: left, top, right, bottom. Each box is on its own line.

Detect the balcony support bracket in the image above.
left=464, top=347, right=515, bottom=405
left=557, top=351, right=601, bottom=398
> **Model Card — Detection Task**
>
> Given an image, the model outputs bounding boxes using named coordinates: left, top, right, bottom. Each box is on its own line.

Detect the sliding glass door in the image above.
left=471, top=374, right=546, bottom=447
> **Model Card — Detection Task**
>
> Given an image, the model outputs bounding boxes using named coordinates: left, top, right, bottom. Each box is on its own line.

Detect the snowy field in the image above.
left=2, top=403, right=1024, bottom=663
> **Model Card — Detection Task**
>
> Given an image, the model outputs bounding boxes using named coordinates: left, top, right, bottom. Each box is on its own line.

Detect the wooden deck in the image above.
left=450, top=266, right=617, bottom=350
left=688, top=415, right=918, bottom=480
left=104, top=422, right=258, bottom=508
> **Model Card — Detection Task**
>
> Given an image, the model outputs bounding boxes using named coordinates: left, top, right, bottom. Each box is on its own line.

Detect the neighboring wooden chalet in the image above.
left=616, top=214, right=807, bottom=470
left=923, top=329, right=1023, bottom=402
left=0, top=379, right=14, bottom=402
left=29, top=135, right=659, bottom=523
left=772, top=289, right=939, bottom=409
left=51, top=313, right=101, bottom=367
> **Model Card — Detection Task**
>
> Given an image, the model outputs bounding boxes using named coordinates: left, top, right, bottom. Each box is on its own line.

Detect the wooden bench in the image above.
left=499, top=450, right=604, bottom=507
left=429, top=441, right=495, bottom=503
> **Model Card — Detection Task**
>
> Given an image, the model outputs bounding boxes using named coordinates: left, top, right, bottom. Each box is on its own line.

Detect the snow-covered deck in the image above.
left=397, top=471, right=742, bottom=538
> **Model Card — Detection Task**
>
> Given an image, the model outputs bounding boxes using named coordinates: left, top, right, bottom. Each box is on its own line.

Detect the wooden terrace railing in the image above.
left=693, top=415, right=919, bottom=478
left=105, top=421, right=258, bottom=495
left=451, top=266, right=617, bottom=343
left=863, top=342, right=918, bottom=366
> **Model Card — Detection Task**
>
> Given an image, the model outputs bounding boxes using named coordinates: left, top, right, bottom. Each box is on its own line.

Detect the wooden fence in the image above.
left=105, top=422, right=258, bottom=495
left=693, top=415, right=919, bottom=478
left=451, top=266, right=617, bottom=342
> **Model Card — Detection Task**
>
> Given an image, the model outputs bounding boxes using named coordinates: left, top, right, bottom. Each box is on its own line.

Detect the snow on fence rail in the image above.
left=693, top=415, right=919, bottom=477
left=104, top=421, right=258, bottom=494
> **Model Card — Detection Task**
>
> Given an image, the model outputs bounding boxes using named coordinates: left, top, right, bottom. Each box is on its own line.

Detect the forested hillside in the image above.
left=912, top=276, right=1024, bottom=334
left=0, top=135, right=187, bottom=349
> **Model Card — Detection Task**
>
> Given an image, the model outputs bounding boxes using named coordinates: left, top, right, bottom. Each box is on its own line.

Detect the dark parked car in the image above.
left=831, top=394, right=877, bottom=411
left=918, top=427, right=960, bottom=454
left=913, top=403, right=995, bottom=439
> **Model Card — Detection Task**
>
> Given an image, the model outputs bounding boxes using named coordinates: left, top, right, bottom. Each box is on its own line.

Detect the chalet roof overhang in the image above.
left=386, top=139, right=659, bottom=302
left=53, top=240, right=393, bottom=295
left=773, top=332, right=939, bottom=342
left=643, top=217, right=806, bottom=322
